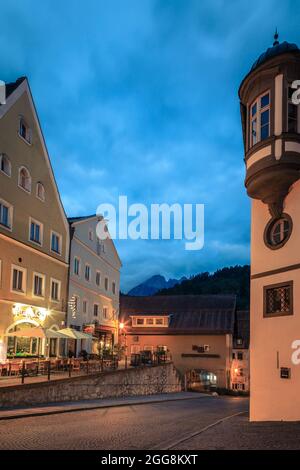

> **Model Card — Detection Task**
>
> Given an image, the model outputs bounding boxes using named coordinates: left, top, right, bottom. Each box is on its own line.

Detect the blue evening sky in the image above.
left=1, top=0, right=299, bottom=291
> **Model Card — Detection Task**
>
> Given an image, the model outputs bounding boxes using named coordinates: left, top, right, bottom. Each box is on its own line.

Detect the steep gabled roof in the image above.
left=0, top=76, right=70, bottom=262
left=68, top=215, right=97, bottom=224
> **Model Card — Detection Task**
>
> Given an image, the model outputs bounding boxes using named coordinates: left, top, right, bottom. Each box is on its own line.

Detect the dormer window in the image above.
left=18, top=167, right=31, bottom=193
left=0, top=154, right=11, bottom=177
left=36, top=182, right=45, bottom=201
left=19, top=117, right=32, bottom=144
left=250, top=92, right=270, bottom=147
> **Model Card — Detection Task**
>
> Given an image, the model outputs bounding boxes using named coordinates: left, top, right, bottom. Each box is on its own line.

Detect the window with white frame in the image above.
left=11, top=265, right=26, bottom=293
left=36, top=182, right=45, bottom=201
left=85, top=264, right=91, bottom=281
left=29, top=219, right=43, bottom=245
left=0, top=199, right=13, bottom=229
left=94, top=304, right=99, bottom=317
left=33, top=273, right=45, bottom=297
left=96, top=271, right=101, bottom=286
left=51, top=278, right=61, bottom=302
left=104, top=277, right=108, bottom=291
left=112, top=281, right=116, bottom=294
left=103, top=306, right=108, bottom=319
left=74, top=257, right=80, bottom=276
left=83, top=300, right=88, bottom=314
left=19, top=117, right=32, bottom=144
left=0, top=154, right=11, bottom=177
left=18, top=167, right=31, bottom=192
left=51, top=231, right=61, bottom=254
left=250, top=91, right=270, bottom=147
left=288, top=86, right=299, bottom=133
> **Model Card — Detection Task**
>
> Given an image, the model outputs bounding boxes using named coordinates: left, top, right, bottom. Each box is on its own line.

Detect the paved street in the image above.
left=1, top=395, right=246, bottom=450
left=0, top=395, right=299, bottom=450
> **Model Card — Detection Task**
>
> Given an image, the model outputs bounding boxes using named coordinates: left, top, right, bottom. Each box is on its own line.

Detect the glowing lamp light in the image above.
left=234, top=368, right=239, bottom=374
left=119, top=322, right=125, bottom=330
left=38, top=308, right=47, bottom=322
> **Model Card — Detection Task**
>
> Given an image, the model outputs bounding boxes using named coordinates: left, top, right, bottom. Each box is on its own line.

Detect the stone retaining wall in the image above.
left=0, top=363, right=182, bottom=408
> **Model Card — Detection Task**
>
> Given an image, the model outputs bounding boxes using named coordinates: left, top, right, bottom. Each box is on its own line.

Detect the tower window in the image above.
left=264, top=214, right=293, bottom=250
left=264, top=282, right=293, bottom=317
left=288, top=86, right=298, bottom=133
left=250, top=92, right=270, bottom=147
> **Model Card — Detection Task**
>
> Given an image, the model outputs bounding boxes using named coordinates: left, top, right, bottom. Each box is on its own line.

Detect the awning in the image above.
left=57, top=328, right=93, bottom=340
left=5, top=327, right=69, bottom=339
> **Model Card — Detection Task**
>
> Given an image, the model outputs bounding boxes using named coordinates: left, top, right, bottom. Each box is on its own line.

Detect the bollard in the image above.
left=69, top=360, right=72, bottom=378
left=86, top=360, right=89, bottom=375
left=47, top=361, right=51, bottom=381
left=21, top=361, right=25, bottom=384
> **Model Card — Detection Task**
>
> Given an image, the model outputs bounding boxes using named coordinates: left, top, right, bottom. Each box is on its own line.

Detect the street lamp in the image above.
left=119, top=322, right=127, bottom=369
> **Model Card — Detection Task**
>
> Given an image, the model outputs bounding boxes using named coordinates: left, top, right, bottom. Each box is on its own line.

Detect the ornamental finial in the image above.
left=273, top=28, right=279, bottom=46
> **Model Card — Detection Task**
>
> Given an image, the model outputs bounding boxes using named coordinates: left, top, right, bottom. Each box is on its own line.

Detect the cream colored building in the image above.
left=120, top=295, right=237, bottom=390
left=0, top=77, right=70, bottom=360
left=67, top=216, right=121, bottom=356
left=239, top=36, right=300, bottom=420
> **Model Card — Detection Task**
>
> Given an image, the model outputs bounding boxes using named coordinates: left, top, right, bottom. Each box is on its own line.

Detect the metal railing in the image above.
left=0, top=357, right=119, bottom=385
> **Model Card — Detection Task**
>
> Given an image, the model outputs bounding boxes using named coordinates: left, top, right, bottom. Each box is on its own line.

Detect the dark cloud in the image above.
left=1, top=0, right=298, bottom=290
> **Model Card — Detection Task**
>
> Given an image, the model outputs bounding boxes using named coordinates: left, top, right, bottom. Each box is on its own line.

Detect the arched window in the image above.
left=36, top=182, right=45, bottom=201
left=18, top=167, right=31, bottom=193
left=0, top=154, right=11, bottom=177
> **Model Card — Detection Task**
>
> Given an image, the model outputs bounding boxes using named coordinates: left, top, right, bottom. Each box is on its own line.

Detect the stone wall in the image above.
left=0, top=363, right=182, bottom=408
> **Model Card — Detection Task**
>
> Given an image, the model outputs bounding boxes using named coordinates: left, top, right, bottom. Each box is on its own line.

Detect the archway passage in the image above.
left=185, top=369, right=218, bottom=392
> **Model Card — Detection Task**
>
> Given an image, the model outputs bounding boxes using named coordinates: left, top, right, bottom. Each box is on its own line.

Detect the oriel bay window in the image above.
left=264, top=281, right=293, bottom=317
left=250, top=91, right=270, bottom=147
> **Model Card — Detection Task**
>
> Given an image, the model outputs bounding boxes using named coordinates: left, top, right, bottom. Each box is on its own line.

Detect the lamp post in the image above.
left=119, top=322, right=127, bottom=369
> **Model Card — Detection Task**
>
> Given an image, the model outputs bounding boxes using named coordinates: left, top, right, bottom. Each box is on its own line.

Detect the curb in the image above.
left=0, top=393, right=211, bottom=421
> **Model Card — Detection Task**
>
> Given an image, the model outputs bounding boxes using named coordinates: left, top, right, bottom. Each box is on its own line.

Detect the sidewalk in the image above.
left=0, top=391, right=209, bottom=420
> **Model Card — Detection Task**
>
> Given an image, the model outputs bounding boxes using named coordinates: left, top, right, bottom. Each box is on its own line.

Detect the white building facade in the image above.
left=67, top=216, right=121, bottom=357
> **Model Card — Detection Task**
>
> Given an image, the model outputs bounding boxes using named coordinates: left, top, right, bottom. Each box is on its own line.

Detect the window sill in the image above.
left=51, top=249, right=61, bottom=256
left=0, top=222, right=12, bottom=232
left=11, top=289, right=26, bottom=296
left=18, top=133, right=32, bottom=146
left=29, top=239, right=42, bottom=247
left=0, top=169, right=11, bottom=178
left=18, top=184, right=31, bottom=195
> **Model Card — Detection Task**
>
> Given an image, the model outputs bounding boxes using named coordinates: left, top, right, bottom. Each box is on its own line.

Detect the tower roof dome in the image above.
left=250, top=31, right=299, bottom=73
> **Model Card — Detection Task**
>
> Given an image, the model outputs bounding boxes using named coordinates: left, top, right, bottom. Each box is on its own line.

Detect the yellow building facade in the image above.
left=0, top=77, right=70, bottom=360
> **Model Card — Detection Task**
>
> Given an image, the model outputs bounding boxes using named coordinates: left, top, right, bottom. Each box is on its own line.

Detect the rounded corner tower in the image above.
left=239, top=33, right=300, bottom=421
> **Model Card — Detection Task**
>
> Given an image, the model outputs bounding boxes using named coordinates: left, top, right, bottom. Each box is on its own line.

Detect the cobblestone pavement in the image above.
left=1, top=396, right=299, bottom=450
left=0, top=396, right=248, bottom=450
left=176, top=412, right=300, bottom=450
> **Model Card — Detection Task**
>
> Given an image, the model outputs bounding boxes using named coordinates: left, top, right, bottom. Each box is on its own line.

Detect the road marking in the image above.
left=152, top=410, right=248, bottom=450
